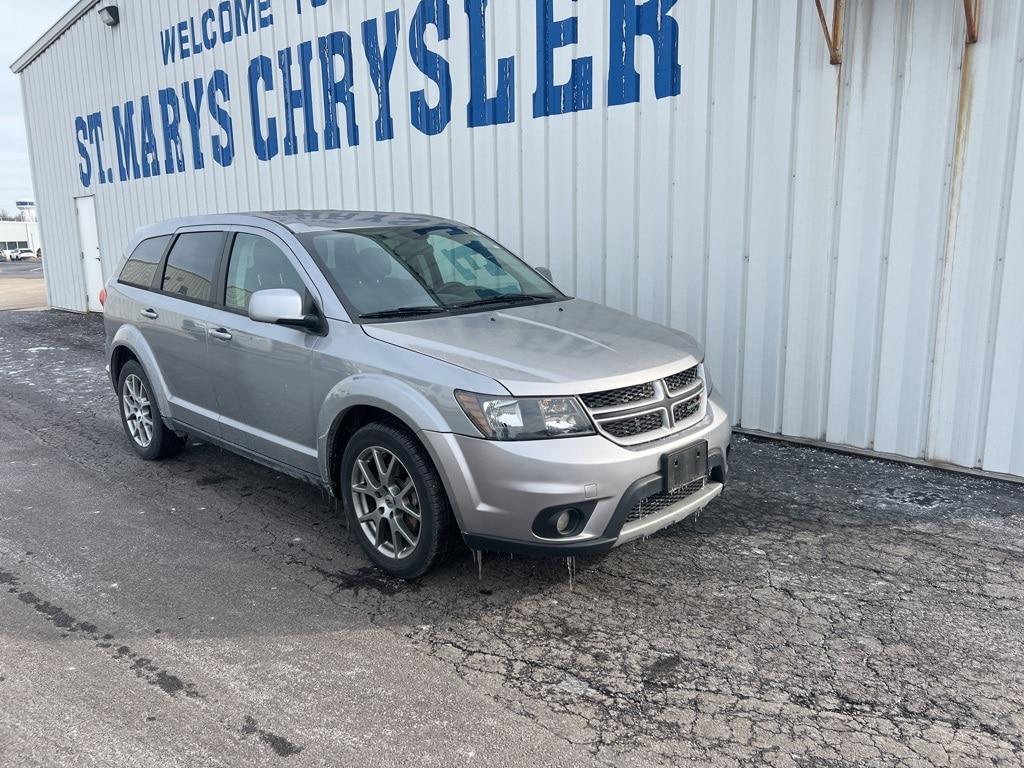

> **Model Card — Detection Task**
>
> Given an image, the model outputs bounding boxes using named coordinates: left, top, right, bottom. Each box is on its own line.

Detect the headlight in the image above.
left=455, top=391, right=595, bottom=440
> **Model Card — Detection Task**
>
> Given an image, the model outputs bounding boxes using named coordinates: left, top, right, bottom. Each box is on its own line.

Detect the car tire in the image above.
left=341, top=421, right=453, bottom=579
left=117, top=360, right=186, bottom=460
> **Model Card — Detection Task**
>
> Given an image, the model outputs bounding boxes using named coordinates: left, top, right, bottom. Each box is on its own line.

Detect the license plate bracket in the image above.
left=662, top=441, right=708, bottom=493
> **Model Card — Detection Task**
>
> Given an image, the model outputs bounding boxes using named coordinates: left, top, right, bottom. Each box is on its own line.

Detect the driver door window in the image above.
left=225, top=233, right=308, bottom=312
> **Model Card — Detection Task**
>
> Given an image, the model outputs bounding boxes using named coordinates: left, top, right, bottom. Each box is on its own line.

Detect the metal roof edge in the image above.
left=10, top=0, right=99, bottom=74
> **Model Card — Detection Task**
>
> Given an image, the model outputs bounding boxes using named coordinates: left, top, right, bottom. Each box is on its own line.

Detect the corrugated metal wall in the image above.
left=16, top=0, right=1024, bottom=477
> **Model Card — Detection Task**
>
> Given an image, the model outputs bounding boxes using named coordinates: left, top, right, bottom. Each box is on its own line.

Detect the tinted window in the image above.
left=225, top=234, right=307, bottom=312
left=119, top=236, right=170, bottom=289
left=299, top=226, right=562, bottom=318
left=432, top=234, right=522, bottom=294
left=161, top=233, right=224, bottom=302
left=303, top=233, right=435, bottom=315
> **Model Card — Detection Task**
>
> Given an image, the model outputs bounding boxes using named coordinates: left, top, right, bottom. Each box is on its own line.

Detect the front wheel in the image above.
left=117, top=360, right=186, bottom=460
left=341, top=422, right=453, bottom=579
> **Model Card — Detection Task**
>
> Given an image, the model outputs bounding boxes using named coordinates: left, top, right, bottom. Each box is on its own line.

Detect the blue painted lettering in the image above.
left=608, top=0, right=680, bottom=106
left=160, top=28, right=176, bottom=65
left=248, top=56, right=278, bottom=161
left=235, top=0, right=257, bottom=34
left=533, top=0, right=593, bottom=116
left=158, top=87, right=186, bottom=174
left=139, top=97, right=161, bottom=178
left=75, top=116, right=92, bottom=188
left=177, top=21, right=191, bottom=60
left=258, top=0, right=273, bottom=28
left=86, top=112, right=111, bottom=185
left=319, top=32, right=360, bottom=150
left=361, top=11, right=400, bottom=142
left=201, top=9, right=217, bottom=49
left=181, top=79, right=207, bottom=170
left=278, top=42, right=320, bottom=155
left=409, top=0, right=453, bottom=137
left=219, top=1, right=234, bottom=43
left=208, top=69, right=235, bottom=167
left=112, top=102, right=141, bottom=181
left=465, top=0, right=514, bottom=127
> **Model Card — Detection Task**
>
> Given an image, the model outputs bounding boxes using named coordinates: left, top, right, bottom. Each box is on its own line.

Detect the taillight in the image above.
left=99, top=288, right=107, bottom=307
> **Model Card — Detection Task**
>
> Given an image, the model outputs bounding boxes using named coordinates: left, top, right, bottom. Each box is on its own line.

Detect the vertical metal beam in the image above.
left=814, top=0, right=845, bottom=65
left=963, top=0, right=980, bottom=44
left=830, top=0, right=845, bottom=64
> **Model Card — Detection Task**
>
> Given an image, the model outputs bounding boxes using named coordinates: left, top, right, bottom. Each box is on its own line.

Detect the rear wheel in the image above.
left=341, top=422, right=453, bottom=579
left=117, top=360, right=186, bottom=460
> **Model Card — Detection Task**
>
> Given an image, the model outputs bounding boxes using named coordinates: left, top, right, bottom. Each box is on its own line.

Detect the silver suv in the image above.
left=103, top=212, right=731, bottom=578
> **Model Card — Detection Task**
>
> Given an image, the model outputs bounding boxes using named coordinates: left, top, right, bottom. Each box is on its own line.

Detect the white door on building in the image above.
left=75, top=195, right=104, bottom=312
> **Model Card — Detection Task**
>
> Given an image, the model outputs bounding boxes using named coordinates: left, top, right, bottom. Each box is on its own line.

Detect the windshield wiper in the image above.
left=359, top=306, right=448, bottom=320
left=452, top=294, right=552, bottom=310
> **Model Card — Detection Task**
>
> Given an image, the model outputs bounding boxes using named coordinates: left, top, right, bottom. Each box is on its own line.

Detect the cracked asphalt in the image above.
left=1, top=310, right=1022, bottom=767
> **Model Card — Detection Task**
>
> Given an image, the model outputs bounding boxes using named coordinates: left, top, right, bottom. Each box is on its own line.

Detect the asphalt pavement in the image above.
left=1, top=310, right=1022, bottom=767
left=0, top=260, right=44, bottom=278
left=0, top=261, right=46, bottom=311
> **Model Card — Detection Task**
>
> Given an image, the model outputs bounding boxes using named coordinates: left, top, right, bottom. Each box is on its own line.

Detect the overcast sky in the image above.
left=0, top=1, right=67, bottom=214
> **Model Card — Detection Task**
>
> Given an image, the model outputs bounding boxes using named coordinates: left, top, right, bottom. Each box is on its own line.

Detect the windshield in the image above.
left=299, top=225, right=565, bottom=320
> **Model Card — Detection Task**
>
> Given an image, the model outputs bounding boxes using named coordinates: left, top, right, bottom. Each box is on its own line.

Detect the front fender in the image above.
left=108, top=325, right=173, bottom=418
left=316, top=373, right=475, bottom=485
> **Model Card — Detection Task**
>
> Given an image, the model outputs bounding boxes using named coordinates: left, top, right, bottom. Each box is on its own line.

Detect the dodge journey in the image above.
left=103, top=211, right=731, bottom=577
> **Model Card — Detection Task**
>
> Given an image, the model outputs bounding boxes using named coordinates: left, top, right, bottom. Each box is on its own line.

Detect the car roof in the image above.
left=134, top=210, right=461, bottom=240
left=255, top=210, right=461, bottom=233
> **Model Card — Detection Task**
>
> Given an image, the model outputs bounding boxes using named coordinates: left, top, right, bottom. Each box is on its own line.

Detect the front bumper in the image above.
left=420, top=391, right=732, bottom=555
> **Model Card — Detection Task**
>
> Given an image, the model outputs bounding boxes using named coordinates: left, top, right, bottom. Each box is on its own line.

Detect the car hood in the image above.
left=361, top=298, right=703, bottom=396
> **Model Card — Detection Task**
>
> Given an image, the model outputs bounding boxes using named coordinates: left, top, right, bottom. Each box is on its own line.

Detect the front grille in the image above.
left=579, top=364, right=707, bottom=445
left=603, top=411, right=664, bottom=438
left=626, top=477, right=707, bottom=523
left=673, top=396, right=701, bottom=423
left=665, top=366, right=699, bottom=393
left=581, top=382, right=656, bottom=410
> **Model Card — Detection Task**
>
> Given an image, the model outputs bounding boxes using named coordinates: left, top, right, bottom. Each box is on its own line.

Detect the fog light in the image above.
left=532, top=503, right=594, bottom=539
left=555, top=508, right=579, bottom=535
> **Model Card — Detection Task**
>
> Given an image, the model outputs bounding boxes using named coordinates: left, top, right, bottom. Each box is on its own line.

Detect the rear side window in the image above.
left=119, top=236, right=171, bottom=289
left=161, top=233, right=224, bottom=303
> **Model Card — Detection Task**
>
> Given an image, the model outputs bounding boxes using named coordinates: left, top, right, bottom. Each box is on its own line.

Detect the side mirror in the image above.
left=535, top=266, right=554, bottom=282
left=248, top=288, right=322, bottom=333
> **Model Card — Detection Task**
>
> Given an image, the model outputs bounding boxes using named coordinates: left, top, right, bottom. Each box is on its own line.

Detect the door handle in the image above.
left=209, top=328, right=233, bottom=342
left=139, top=308, right=158, bottom=320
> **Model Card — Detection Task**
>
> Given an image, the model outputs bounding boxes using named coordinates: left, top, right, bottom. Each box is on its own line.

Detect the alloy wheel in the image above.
left=350, top=446, right=421, bottom=560
left=122, top=374, right=154, bottom=448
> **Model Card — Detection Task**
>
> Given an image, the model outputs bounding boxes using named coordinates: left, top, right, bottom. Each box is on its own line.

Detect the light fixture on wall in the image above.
left=98, top=5, right=119, bottom=27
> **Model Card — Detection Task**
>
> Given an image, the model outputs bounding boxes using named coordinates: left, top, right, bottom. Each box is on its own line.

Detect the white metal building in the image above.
left=0, top=219, right=40, bottom=252
left=11, top=0, right=1024, bottom=479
